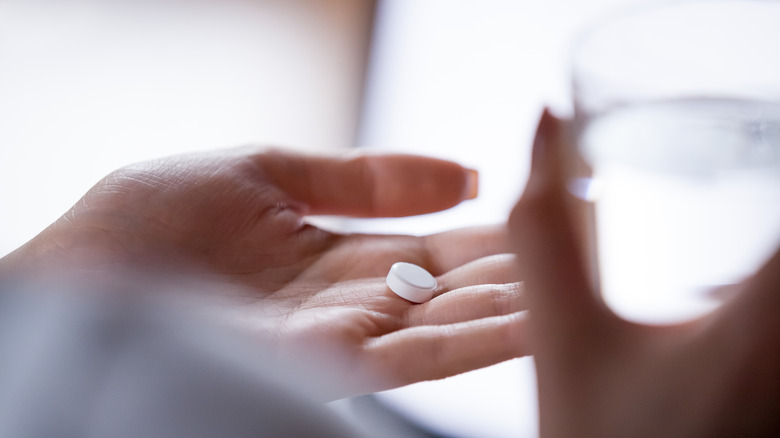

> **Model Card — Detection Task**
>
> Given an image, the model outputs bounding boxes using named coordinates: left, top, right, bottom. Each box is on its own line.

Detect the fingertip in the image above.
left=532, top=108, right=554, bottom=165
left=366, top=155, right=478, bottom=216
left=529, top=108, right=568, bottom=189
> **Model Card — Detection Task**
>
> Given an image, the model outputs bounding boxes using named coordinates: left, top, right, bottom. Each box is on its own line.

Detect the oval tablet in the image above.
left=386, top=262, right=437, bottom=303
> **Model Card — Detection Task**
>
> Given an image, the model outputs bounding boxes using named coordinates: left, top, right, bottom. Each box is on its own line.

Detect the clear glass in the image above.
left=572, top=1, right=780, bottom=323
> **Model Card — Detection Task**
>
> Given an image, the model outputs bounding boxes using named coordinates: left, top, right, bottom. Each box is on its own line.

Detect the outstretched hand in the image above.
left=3, top=146, right=527, bottom=399
left=510, top=111, right=780, bottom=437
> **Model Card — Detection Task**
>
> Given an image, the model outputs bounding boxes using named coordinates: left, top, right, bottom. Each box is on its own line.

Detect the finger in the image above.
left=435, top=253, right=518, bottom=293
left=509, top=109, right=617, bottom=350
left=405, top=282, right=525, bottom=326
left=423, top=224, right=510, bottom=273
left=718, top=245, right=780, bottom=339
left=749, top=246, right=780, bottom=305
left=255, top=149, right=478, bottom=217
left=364, top=312, right=529, bottom=387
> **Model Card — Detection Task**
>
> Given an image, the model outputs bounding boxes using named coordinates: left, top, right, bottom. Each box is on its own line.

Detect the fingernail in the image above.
left=465, top=168, right=479, bottom=199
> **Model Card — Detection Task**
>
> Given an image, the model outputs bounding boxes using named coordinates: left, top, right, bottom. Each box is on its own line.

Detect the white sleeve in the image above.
left=0, top=282, right=361, bottom=438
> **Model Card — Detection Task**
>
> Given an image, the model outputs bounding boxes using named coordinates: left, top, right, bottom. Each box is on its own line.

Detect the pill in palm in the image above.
left=386, top=262, right=437, bottom=303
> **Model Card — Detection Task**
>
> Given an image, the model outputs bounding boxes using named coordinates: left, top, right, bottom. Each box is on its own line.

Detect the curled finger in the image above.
left=435, top=253, right=518, bottom=295
left=405, top=282, right=525, bottom=326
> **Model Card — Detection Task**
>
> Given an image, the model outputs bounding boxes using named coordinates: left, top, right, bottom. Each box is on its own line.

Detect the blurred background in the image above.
left=0, top=0, right=648, bottom=436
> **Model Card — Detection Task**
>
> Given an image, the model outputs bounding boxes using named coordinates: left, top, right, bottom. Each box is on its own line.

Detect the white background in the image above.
left=0, top=1, right=658, bottom=437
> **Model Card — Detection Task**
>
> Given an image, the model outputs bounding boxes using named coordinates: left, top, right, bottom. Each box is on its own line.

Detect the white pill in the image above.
left=386, top=262, right=437, bottom=303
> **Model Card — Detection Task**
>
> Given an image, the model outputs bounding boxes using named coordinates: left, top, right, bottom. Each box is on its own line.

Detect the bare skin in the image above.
left=510, top=111, right=780, bottom=437
left=0, top=146, right=527, bottom=400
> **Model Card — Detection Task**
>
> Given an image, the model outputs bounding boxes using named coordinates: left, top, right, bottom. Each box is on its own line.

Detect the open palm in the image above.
left=8, top=146, right=528, bottom=399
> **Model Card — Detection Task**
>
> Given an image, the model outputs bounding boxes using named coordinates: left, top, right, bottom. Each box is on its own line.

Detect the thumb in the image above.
left=509, top=110, right=616, bottom=352
left=256, top=149, right=479, bottom=218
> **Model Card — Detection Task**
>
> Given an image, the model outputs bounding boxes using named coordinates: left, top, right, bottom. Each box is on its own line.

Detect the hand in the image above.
left=3, top=146, right=528, bottom=399
left=509, top=111, right=780, bottom=437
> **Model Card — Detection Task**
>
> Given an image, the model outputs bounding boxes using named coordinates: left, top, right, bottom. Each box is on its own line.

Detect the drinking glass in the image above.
left=572, top=1, right=780, bottom=323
